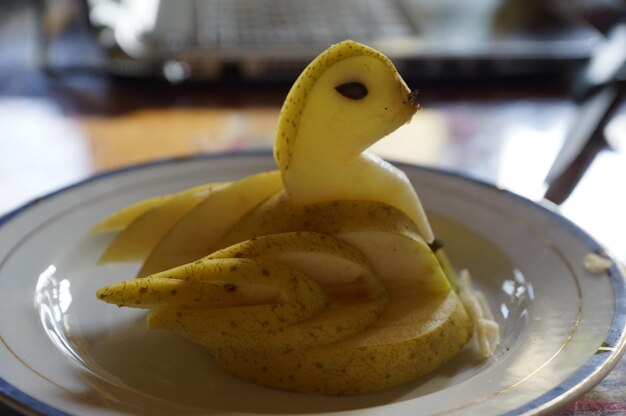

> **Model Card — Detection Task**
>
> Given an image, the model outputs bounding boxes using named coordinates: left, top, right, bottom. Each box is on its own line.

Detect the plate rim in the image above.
left=0, top=150, right=624, bottom=416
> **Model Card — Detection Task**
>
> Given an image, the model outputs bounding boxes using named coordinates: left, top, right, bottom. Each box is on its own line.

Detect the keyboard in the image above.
left=144, top=0, right=416, bottom=49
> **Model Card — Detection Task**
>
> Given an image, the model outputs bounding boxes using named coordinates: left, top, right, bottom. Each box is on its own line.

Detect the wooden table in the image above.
left=1, top=4, right=626, bottom=414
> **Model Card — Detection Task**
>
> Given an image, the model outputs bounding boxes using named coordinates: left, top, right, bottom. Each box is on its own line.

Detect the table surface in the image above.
left=1, top=3, right=626, bottom=415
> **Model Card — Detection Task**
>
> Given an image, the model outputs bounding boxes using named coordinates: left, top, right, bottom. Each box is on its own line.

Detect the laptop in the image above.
left=85, top=0, right=601, bottom=81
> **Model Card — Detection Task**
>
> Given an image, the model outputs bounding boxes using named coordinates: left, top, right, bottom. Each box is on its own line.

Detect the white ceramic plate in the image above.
left=0, top=152, right=624, bottom=416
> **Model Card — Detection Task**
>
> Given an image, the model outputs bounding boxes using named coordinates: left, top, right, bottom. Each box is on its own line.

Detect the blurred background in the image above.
left=1, top=1, right=626, bottom=414
left=1, top=0, right=625, bottom=250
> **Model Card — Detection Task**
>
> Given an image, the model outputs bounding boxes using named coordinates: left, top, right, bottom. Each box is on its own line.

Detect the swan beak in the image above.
left=408, top=88, right=421, bottom=110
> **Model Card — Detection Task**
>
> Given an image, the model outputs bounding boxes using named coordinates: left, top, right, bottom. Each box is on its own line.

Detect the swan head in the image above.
left=274, top=40, right=419, bottom=172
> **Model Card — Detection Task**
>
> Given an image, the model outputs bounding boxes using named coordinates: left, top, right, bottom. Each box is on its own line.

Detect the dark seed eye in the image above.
left=428, top=239, right=444, bottom=252
left=335, top=82, right=368, bottom=100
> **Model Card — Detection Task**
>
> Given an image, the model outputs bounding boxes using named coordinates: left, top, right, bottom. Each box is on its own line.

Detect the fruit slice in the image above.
left=274, top=41, right=416, bottom=173
left=137, top=170, right=282, bottom=277
left=211, top=290, right=472, bottom=395
left=203, top=232, right=388, bottom=350
left=208, top=231, right=379, bottom=287
left=339, top=230, right=448, bottom=293
left=458, top=270, right=499, bottom=357
left=95, top=276, right=279, bottom=309
left=98, top=183, right=226, bottom=263
left=90, top=194, right=171, bottom=234
left=145, top=232, right=388, bottom=350
left=273, top=40, right=433, bottom=242
left=98, top=257, right=329, bottom=340
left=217, top=193, right=450, bottom=293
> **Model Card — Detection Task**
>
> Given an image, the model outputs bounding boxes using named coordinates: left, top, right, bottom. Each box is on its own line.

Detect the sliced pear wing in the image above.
left=209, top=231, right=379, bottom=287
left=203, top=232, right=388, bottom=350
left=216, top=191, right=416, bottom=248
left=95, top=276, right=279, bottom=309
left=244, top=294, right=386, bottom=352
left=212, top=290, right=472, bottom=395
left=90, top=182, right=228, bottom=234
left=98, top=183, right=226, bottom=263
left=147, top=260, right=329, bottom=346
left=217, top=194, right=450, bottom=293
left=339, top=230, right=449, bottom=293
left=137, top=170, right=282, bottom=277
left=99, top=257, right=328, bottom=337
left=90, top=194, right=172, bottom=234
left=97, top=231, right=389, bottom=351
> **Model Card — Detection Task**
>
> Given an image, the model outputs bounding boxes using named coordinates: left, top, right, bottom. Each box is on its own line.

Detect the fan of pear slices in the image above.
left=93, top=40, right=499, bottom=395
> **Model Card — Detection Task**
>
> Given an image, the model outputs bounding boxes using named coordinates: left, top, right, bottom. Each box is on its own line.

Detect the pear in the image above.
left=217, top=192, right=451, bottom=293
left=94, top=40, right=484, bottom=395
left=98, top=232, right=388, bottom=351
left=274, top=41, right=433, bottom=243
left=98, top=256, right=329, bottom=343
left=92, top=41, right=432, bottom=275
left=211, top=290, right=472, bottom=395
left=95, top=276, right=278, bottom=309
left=98, top=182, right=227, bottom=262
left=202, top=232, right=387, bottom=350
left=137, top=171, right=282, bottom=277
left=90, top=194, right=172, bottom=234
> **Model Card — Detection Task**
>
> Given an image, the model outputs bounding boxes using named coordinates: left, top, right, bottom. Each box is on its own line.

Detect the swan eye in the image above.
left=335, top=82, right=368, bottom=100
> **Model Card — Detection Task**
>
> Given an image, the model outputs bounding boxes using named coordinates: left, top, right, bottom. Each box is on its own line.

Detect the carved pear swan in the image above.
left=93, top=40, right=495, bottom=395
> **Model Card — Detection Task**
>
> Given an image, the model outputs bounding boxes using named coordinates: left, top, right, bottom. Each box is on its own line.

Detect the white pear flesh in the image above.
left=273, top=41, right=432, bottom=242
left=98, top=182, right=226, bottom=263
left=100, top=257, right=329, bottom=341
left=90, top=194, right=172, bottom=234
left=137, top=170, right=282, bottom=277
left=217, top=194, right=450, bottom=293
